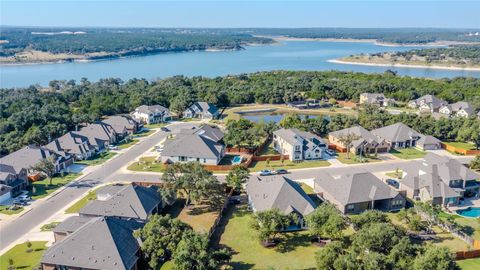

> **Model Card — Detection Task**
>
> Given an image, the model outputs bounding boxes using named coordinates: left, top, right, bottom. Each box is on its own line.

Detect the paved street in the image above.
left=0, top=122, right=197, bottom=251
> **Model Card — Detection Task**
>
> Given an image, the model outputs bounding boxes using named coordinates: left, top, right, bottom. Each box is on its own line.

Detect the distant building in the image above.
left=328, top=126, right=389, bottom=154
left=76, top=122, right=117, bottom=151
left=183, top=102, right=220, bottom=119
left=371, top=123, right=421, bottom=149
left=314, top=172, right=405, bottom=214
left=439, top=101, right=475, bottom=118
left=45, top=132, right=94, bottom=160
left=132, top=105, right=171, bottom=124
left=102, top=115, right=141, bottom=137
left=247, top=175, right=316, bottom=230
left=408, top=95, right=448, bottom=113
left=273, top=128, right=327, bottom=161
left=359, top=93, right=394, bottom=107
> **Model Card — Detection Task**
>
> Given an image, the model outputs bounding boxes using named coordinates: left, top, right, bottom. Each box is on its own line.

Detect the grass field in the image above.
left=0, top=205, right=23, bottom=215
left=336, top=153, right=381, bottom=164
left=390, top=148, right=426, bottom=159
left=64, top=189, right=98, bottom=213
left=127, top=156, right=166, bottom=172
left=0, top=241, right=47, bottom=270
left=117, top=138, right=139, bottom=149
left=75, top=151, right=117, bottom=166
left=256, top=140, right=278, bottom=156
left=438, top=211, right=480, bottom=241
left=133, top=129, right=156, bottom=137
left=29, top=173, right=81, bottom=200
left=144, top=123, right=167, bottom=129
left=249, top=159, right=330, bottom=172
left=458, top=258, right=480, bottom=270
left=444, top=142, right=476, bottom=150
left=40, top=221, right=61, bottom=231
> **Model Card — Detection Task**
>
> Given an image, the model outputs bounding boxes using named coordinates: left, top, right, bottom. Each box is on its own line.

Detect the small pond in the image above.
left=240, top=112, right=330, bottom=124
left=456, top=207, right=480, bottom=218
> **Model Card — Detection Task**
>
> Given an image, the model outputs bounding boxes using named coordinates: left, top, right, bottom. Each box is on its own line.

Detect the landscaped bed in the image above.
left=336, top=152, right=381, bottom=164
left=40, top=221, right=61, bottom=231
left=29, top=173, right=81, bottom=200
left=127, top=156, right=166, bottom=172
left=389, top=148, right=426, bottom=159
left=0, top=241, right=47, bottom=270
left=0, top=205, right=24, bottom=215
left=75, top=151, right=117, bottom=166
left=249, top=159, right=330, bottom=172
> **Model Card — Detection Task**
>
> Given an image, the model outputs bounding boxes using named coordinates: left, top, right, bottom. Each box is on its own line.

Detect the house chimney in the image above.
left=413, top=176, right=419, bottom=190
left=432, top=164, right=439, bottom=176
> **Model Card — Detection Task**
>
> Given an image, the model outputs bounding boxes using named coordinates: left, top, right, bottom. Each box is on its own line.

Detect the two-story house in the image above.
left=132, top=105, right=171, bottom=124
left=439, top=101, right=475, bottom=118
left=183, top=102, right=220, bottom=120
left=408, top=95, right=448, bottom=113
left=273, top=128, right=327, bottom=161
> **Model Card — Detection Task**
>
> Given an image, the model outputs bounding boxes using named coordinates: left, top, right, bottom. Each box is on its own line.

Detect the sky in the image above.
left=1, top=0, right=479, bottom=28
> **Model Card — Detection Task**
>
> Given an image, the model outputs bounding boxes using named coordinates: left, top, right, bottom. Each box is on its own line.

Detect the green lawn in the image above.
left=0, top=205, right=24, bottom=215
left=127, top=156, right=166, bottom=172
left=257, top=140, right=279, bottom=156
left=249, top=159, right=330, bottom=172
left=29, top=173, right=81, bottom=200
left=144, top=123, right=167, bottom=129
left=336, top=153, right=381, bottom=164
left=218, top=206, right=319, bottom=270
left=444, top=142, right=476, bottom=150
left=385, top=170, right=403, bottom=179
left=438, top=212, right=480, bottom=241
left=117, top=138, right=139, bottom=149
left=159, top=261, right=174, bottom=270
left=64, top=189, right=98, bottom=214
left=75, top=151, right=117, bottom=166
left=389, top=148, right=426, bottom=160
left=40, top=221, right=60, bottom=231
left=458, top=258, right=480, bottom=270
left=0, top=241, right=47, bottom=270
left=133, top=129, right=156, bottom=137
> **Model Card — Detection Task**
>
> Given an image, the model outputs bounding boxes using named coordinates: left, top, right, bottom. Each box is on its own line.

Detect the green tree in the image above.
left=350, top=210, right=389, bottom=229
left=251, top=209, right=292, bottom=244
left=337, top=133, right=361, bottom=159
left=470, top=155, right=480, bottom=170
left=31, top=156, right=56, bottom=185
left=315, top=241, right=343, bottom=270
left=306, top=203, right=346, bottom=242
left=413, top=245, right=459, bottom=270
left=388, top=237, right=419, bottom=270
left=133, top=214, right=192, bottom=269
left=161, top=162, right=219, bottom=206
left=225, top=165, right=250, bottom=191
left=352, top=223, right=403, bottom=254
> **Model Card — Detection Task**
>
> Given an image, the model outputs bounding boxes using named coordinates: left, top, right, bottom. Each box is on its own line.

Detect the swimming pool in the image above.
left=456, top=207, right=480, bottom=218
left=232, top=156, right=242, bottom=165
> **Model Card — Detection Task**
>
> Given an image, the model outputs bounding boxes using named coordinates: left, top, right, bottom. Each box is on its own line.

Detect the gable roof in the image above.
left=246, top=175, right=316, bottom=216
left=329, top=126, right=382, bottom=148
left=79, top=184, right=161, bottom=220
left=360, top=93, right=387, bottom=103
left=314, top=172, right=400, bottom=206
left=102, top=115, right=138, bottom=134
left=0, top=145, right=61, bottom=173
left=401, top=164, right=460, bottom=199
left=371, top=123, right=420, bottom=143
left=450, top=101, right=474, bottom=115
left=162, top=131, right=224, bottom=160
left=53, top=216, right=93, bottom=234
left=45, top=132, right=92, bottom=157
left=416, top=135, right=441, bottom=147
left=42, top=217, right=142, bottom=270
left=76, top=122, right=116, bottom=148
left=412, top=95, right=447, bottom=109
left=194, top=125, right=225, bottom=142
left=185, top=102, right=219, bottom=116
left=134, top=105, right=170, bottom=115
left=274, top=128, right=326, bottom=148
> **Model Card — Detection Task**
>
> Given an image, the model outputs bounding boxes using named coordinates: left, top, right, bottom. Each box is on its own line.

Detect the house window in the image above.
left=391, top=199, right=403, bottom=207
left=203, top=158, right=206, bottom=163
left=346, top=204, right=355, bottom=210
left=196, top=158, right=200, bottom=162
left=180, top=156, right=187, bottom=161
left=295, top=145, right=300, bottom=151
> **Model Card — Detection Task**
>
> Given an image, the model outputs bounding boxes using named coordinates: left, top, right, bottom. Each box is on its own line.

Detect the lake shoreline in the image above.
left=328, top=59, right=480, bottom=71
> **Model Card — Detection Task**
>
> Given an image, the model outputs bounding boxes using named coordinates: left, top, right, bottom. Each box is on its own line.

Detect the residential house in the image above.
left=359, top=93, right=394, bottom=107
left=0, top=164, right=28, bottom=197
left=76, top=122, right=117, bottom=151
left=314, top=172, right=405, bottom=214
left=45, top=132, right=94, bottom=160
left=52, top=216, right=93, bottom=242
left=132, top=104, right=171, bottom=124
left=183, top=102, right=220, bottom=119
left=102, top=115, right=141, bottom=138
left=160, top=128, right=225, bottom=165
left=193, top=124, right=225, bottom=143
left=400, top=153, right=480, bottom=206
left=439, top=101, right=475, bottom=118
left=371, top=123, right=421, bottom=149
left=41, top=216, right=143, bottom=270
left=0, top=184, right=13, bottom=204
left=328, top=126, right=389, bottom=154
left=246, top=175, right=316, bottom=230
left=79, top=184, right=163, bottom=222
left=408, top=95, right=448, bottom=113
left=273, top=128, right=328, bottom=161
left=416, top=135, right=442, bottom=151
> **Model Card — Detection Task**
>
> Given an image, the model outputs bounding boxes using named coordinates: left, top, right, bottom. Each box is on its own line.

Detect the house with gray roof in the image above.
left=359, top=93, right=394, bottom=107
left=408, top=95, right=448, bottom=113
left=0, top=164, right=28, bottom=198
left=102, top=115, right=141, bottom=138
left=246, top=175, right=316, bottom=230
left=41, top=216, right=143, bottom=270
left=273, top=128, right=327, bottom=161
left=371, top=123, right=422, bottom=149
left=76, top=122, right=117, bottom=151
left=160, top=128, right=225, bottom=165
left=131, top=104, right=171, bottom=124
left=416, top=135, right=442, bottom=150
left=400, top=153, right=480, bottom=206
left=45, top=131, right=94, bottom=160
left=439, top=101, right=475, bottom=118
left=183, top=102, right=220, bottom=120
left=193, top=124, right=225, bottom=143
left=314, top=172, right=405, bottom=214
left=328, top=126, right=389, bottom=154
left=79, top=184, right=162, bottom=222
left=52, top=216, right=93, bottom=242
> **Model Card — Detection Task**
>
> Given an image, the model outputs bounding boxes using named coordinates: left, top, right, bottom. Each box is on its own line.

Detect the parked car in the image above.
left=108, top=145, right=119, bottom=150
left=161, top=127, right=170, bottom=132
left=325, top=149, right=336, bottom=156
left=259, top=170, right=274, bottom=176
left=275, top=169, right=288, bottom=174
left=386, top=179, right=399, bottom=189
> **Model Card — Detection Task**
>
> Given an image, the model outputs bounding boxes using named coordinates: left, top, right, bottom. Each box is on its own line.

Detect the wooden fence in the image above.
left=441, top=143, right=480, bottom=156
left=208, top=189, right=233, bottom=240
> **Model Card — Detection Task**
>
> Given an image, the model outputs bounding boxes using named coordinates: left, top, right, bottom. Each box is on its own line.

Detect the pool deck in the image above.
left=449, top=196, right=480, bottom=212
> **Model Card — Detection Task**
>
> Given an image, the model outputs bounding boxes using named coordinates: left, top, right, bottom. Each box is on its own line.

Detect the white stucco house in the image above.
left=182, top=102, right=220, bottom=120
left=132, top=105, right=171, bottom=124
left=273, top=128, right=327, bottom=161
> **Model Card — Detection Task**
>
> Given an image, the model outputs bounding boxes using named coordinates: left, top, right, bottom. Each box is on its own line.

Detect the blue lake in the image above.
left=2, top=40, right=480, bottom=88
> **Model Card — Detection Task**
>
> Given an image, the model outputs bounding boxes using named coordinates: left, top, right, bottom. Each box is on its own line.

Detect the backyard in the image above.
left=0, top=241, right=47, bottom=270
left=444, top=142, right=477, bottom=150
left=458, top=258, right=480, bottom=270
left=75, top=151, right=117, bottom=166
left=29, top=173, right=81, bottom=200
left=249, top=158, right=330, bottom=172
left=389, top=148, right=426, bottom=160
left=336, top=152, right=381, bottom=164
left=438, top=211, right=480, bottom=241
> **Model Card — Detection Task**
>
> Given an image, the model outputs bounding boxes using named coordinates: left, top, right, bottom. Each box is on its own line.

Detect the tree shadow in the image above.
left=275, top=232, right=314, bottom=253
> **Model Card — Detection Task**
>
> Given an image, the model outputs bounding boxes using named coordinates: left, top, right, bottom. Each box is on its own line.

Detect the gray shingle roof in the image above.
left=76, top=122, right=116, bottom=148
left=162, top=132, right=224, bottom=160
left=329, top=126, right=382, bottom=148
left=45, top=132, right=92, bottom=157
left=185, top=102, right=219, bottom=116
left=416, top=135, right=441, bottom=147
left=53, top=216, right=93, bottom=234
left=102, top=115, right=138, bottom=134
left=371, top=123, right=420, bottom=143
left=0, top=145, right=60, bottom=173
left=41, top=216, right=143, bottom=270
left=412, top=95, right=448, bottom=110
left=314, top=172, right=400, bottom=205
left=135, top=105, right=170, bottom=115
left=79, top=184, right=161, bottom=220
left=360, top=93, right=386, bottom=103
left=194, top=125, right=225, bottom=142
left=450, top=101, right=474, bottom=115
left=274, top=128, right=326, bottom=148
left=246, top=175, right=316, bottom=216
left=401, top=165, right=460, bottom=199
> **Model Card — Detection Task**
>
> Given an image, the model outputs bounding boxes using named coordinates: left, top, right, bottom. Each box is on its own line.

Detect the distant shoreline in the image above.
left=328, top=59, right=480, bottom=71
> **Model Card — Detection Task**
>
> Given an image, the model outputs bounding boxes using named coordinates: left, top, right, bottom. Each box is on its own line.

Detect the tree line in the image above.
left=1, top=70, right=480, bottom=155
